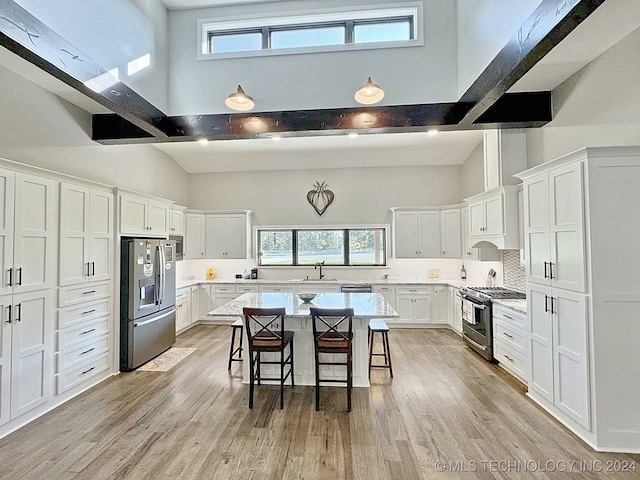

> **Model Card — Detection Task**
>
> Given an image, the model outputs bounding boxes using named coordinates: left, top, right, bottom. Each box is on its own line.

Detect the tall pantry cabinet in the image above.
left=517, top=147, right=640, bottom=453
left=0, top=169, right=56, bottom=426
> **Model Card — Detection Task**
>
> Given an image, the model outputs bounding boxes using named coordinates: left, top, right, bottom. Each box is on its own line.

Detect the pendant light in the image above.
left=354, top=77, right=384, bottom=105
left=225, top=85, right=254, bottom=111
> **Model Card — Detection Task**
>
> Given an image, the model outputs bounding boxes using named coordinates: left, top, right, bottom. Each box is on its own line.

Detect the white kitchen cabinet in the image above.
left=190, top=285, right=199, bottom=324
left=439, top=208, right=462, bottom=258
left=528, top=284, right=589, bottom=428
left=259, top=284, right=297, bottom=293
left=0, top=290, right=53, bottom=426
left=205, top=213, right=250, bottom=259
left=56, top=285, right=111, bottom=396
left=59, top=184, right=114, bottom=286
left=448, top=287, right=462, bottom=333
left=372, top=285, right=396, bottom=324
left=0, top=170, right=57, bottom=296
left=521, top=162, right=585, bottom=292
left=197, top=284, right=214, bottom=321
left=176, top=287, right=191, bottom=333
left=395, top=286, right=430, bottom=324
left=515, top=147, right=640, bottom=451
left=168, top=205, right=186, bottom=235
left=464, top=186, right=519, bottom=250
left=461, top=207, right=499, bottom=261
left=431, top=286, right=448, bottom=324
left=185, top=213, right=205, bottom=259
left=119, top=192, right=170, bottom=236
left=392, top=209, right=440, bottom=258
left=483, top=129, right=527, bottom=191
left=492, top=303, right=528, bottom=384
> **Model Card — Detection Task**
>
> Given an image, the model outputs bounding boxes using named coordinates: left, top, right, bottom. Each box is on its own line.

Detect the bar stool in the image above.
left=368, top=319, right=393, bottom=378
left=227, top=318, right=244, bottom=370
left=310, top=307, right=354, bottom=412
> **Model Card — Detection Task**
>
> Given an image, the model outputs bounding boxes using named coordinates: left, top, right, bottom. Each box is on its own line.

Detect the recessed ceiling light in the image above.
left=348, top=132, right=358, bottom=138
left=272, top=135, right=281, bottom=141
left=198, top=138, right=209, bottom=144
left=427, top=129, right=439, bottom=136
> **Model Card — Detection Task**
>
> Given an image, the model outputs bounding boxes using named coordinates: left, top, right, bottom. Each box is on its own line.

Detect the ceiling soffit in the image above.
left=0, top=0, right=605, bottom=144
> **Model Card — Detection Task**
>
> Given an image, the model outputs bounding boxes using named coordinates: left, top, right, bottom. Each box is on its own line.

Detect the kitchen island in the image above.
left=208, top=292, right=398, bottom=387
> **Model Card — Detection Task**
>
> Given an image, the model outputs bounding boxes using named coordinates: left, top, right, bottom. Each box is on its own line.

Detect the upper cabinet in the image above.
left=205, top=213, right=251, bottom=258
left=483, top=129, right=527, bottom=191
left=0, top=170, right=57, bottom=296
left=392, top=209, right=441, bottom=258
left=59, top=183, right=114, bottom=286
left=118, top=191, right=170, bottom=236
left=519, top=161, right=585, bottom=292
left=185, top=210, right=252, bottom=259
left=168, top=205, right=186, bottom=235
left=461, top=207, right=499, bottom=261
left=185, top=213, right=205, bottom=259
left=440, top=208, right=462, bottom=258
left=464, top=186, right=520, bottom=250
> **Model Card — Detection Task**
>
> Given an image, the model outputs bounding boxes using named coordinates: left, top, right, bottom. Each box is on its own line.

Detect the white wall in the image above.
left=14, top=0, right=170, bottom=112
left=456, top=0, right=541, bottom=97
left=188, top=164, right=462, bottom=226
left=0, top=64, right=189, bottom=204
left=526, top=26, right=640, bottom=166
left=461, top=141, right=483, bottom=197
left=167, top=0, right=458, bottom=115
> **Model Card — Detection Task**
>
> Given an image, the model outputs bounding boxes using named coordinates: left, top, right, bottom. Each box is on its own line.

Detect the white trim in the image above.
left=197, top=2, right=423, bottom=60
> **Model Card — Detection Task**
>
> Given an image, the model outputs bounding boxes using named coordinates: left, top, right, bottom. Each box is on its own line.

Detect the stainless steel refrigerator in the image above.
left=120, top=238, right=177, bottom=371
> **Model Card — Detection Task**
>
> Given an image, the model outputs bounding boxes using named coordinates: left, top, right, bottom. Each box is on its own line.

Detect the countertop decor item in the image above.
left=307, top=181, right=334, bottom=216
left=206, top=267, right=216, bottom=280
left=296, top=292, right=317, bottom=303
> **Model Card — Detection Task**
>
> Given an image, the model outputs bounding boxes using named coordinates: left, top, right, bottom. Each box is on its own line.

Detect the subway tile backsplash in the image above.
left=503, top=250, right=526, bottom=291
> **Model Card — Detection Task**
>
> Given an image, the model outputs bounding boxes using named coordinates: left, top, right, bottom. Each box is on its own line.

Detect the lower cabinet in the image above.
left=431, top=286, right=448, bottom=325
left=0, top=290, right=53, bottom=426
left=176, top=287, right=191, bottom=333
left=372, top=285, right=396, bottom=324
left=448, top=287, right=462, bottom=333
left=528, top=284, right=590, bottom=429
left=56, top=284, right=111, bottom=396
left=492, top=303, right=528, bottom=384
left=395, top=286, right=431, bottom=325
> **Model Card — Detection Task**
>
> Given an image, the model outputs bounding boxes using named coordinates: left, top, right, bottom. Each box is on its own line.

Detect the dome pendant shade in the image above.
left=225, top=85, right=254, bottom=111
left=355, top=77, right=384, bottom=105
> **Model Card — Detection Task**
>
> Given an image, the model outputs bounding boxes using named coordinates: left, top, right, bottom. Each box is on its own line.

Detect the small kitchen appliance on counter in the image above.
left=459, top=286, right=525, bottom=361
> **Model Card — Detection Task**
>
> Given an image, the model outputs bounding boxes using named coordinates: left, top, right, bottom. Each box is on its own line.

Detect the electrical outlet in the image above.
left=428, top=269, right=440, bottom=279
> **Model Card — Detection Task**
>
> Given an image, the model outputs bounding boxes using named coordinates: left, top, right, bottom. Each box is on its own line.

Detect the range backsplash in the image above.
left=503, top=250, right=526, bottom=291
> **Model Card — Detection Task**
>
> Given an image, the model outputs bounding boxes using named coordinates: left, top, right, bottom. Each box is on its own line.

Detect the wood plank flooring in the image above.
left=0, top=326, right=638, bottom=479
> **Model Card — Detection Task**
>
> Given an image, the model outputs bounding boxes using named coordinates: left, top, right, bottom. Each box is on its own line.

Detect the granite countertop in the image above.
left=177, top=277, right=473, bottom=289
left=207, top=292, right=399, bottom=318
left=492, top=298, right=527, bottom=315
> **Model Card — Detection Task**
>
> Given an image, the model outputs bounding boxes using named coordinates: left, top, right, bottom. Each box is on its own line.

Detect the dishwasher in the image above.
left=340, top=284, right=372, bottom=293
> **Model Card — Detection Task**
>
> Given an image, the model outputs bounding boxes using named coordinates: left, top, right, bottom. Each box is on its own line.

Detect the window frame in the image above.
left=198, top=3, right=422, bottom=60
left=256, top=226, right=388, bottom=267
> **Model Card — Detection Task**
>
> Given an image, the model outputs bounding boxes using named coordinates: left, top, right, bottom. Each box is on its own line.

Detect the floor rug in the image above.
left=137, top=347, right=197, bottom=372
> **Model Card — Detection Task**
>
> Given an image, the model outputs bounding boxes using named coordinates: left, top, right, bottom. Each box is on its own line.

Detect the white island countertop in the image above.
left=207, top=292, right=399, bottom=319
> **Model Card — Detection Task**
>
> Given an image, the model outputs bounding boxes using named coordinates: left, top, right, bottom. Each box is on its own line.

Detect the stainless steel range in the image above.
left=460, top=286, right=525, bottom=361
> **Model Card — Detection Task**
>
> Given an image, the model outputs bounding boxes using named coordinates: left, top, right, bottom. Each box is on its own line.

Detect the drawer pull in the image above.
left=503, top=354, right=514, bottom=362
left=82, top=290, right=97, bottom=295
left=80, top=347, right=96, bottom=355
left=503, top=314, right=513, bottom=320
left=502, top=332, right=513, bottom=339
left=82, top=309, right=96, bottom=315
left=82, top=366, right=96, bottom=375
left=80, top=328, right=96, bottom=335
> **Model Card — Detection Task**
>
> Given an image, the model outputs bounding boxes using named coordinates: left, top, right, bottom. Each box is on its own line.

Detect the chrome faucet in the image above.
left=314, top=261, right=325, bottom=280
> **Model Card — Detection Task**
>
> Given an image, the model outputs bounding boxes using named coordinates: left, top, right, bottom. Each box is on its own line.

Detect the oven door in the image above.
left=461, top=293, right=493, bottom=361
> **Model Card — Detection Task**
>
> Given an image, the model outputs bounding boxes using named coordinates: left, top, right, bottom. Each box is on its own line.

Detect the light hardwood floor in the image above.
left=0, top=326, right=638, bottom=479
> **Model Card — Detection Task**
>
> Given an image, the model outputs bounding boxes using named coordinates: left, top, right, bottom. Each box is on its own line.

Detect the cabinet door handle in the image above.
left=82, top=290, right=96, bottom=295
left=6, top=305, right=11, bottom=324
left=82, top=366, right=96, bottom=375
left=17, top=267, right=22, bottom=286
left=503, top=314, right=513, bottom=319
left=502, top=332, right=513, bottom=339
left=81, top=328, right=96, bottom=335
left=550, top=296, right=556, bottom=315
left=7, top=268, right=12, bottom=287
left=86, top=262, right=91, bottom=277
left=82, top=309, right=96, bottom=315
left=548, top=262, right=554, bottom=280
left=504, top=354, right=514, bottom=362
left=544, top=295, right=549, bottom=313
left=80, top=347, right=96, bottom=356
left=15, top=303, right=21, bottom=322
left=91, top=262, right=96, bottom=276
